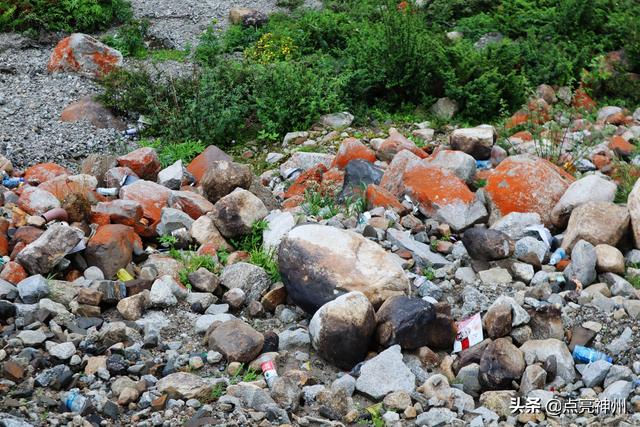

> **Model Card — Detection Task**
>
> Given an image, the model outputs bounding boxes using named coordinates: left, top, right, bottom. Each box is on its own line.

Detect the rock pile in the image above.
left=1, top=79, right=640, bottom=426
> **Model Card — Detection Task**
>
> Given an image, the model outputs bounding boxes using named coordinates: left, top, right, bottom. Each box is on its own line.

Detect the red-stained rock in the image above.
left=197, top=242, right=220, bottom=258
left=403, top=163, right=487, bottom=231
left=169, top=191, right=214, bottom=219
left=284, top=164, right=327, bottom=199
left=332, top=138, right=376, bottom=169
left=17, top=186, right=61, bottom=215
left=48, top=33, right=123, bottom=78
left=505, top=111, right=529, bottom=129
left=38, top=175, right=91, bottom=201
left=379, top=150, right=422, bottom=197
left=10, top=242, right=26, bottom=260
left=605, top=112, right=632, bottom=126
left=117, top=147, right=161, bottom=180
left=366, top=184, right=407, bottom=214
left=119, top=180, right=171, bottom=228
left=322, top=168, right=345, bottom=188
left=509, top=131, right=534, bottom=143
left=89, top=211, right=111, bottom=226
left=485, top=155, right=575, bottom=227
left=572, top=88, right=596, bottom=111
left=94, top=200, right=144, bottom=227
left=608, top=136, right=635, bottom=157
left=377, top=128, right=428, bottom=162
left=282, top=196, right=304, bottom=210
left=592, top=154, right=612, bottom=170
left=85, top=224, right=143, bottom=279
left=11, top=227, right=44, bottom=250
left=186, top=145, right=232, bottom=184
left=61, top=96, right=126, bottom=130
left=0, top=261, right=28, bottom=284
left=24, top=163, right=69, bottom=184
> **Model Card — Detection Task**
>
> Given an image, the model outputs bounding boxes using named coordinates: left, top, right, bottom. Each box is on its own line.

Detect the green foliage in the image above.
left=276, top=0, right=304, bottom=10
left=151, top=49, right=189, bottom=62
left=102, top=19, right=148, bottom=58
left=1, top=0, right=132, bottom=34
left=158, top=234, right=178, bottom=248
left=422, top=267, right=436, bottom=281
left=101, top=0, right=640, bottom=145
left=139, top=139, right=205, bottom=168
left=613, top=162, right=639, bottom=204
left=231, top=220, right=281, bottom=282
left=169, top=248, right=218, bottom=287
left=209, top=382, right=226, bottom=401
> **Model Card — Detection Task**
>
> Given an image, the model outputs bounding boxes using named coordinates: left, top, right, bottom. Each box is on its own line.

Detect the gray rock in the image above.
left=490, top=295, right=530, bottom=326
left=514, top=237, right=548, bottom=267
left=551, top=174, right=616, bottom=228
left=461, top=228, right=512, bottom=261
left=279, top=152, right=333, bottom=175
left=415, top=408, right=457, bottom=427
left=478, top=268, right=512, bottom=285
left=520, top=339, right=575, bottom=381
left=211, top=188, right=268, bottom=238
left=17, top=330, right=47, bottom=346
left=17, top=275, right=49, bottom=304
left=564, top=240, right=597, bottom=286
left=195, top=314, right=233, bottom=334
left=423, top=149, right=476, bottom=183
left=604, top=365, right=633, bottom=388
left=491, top=212, right=542, bottom=241
left=600, top=380, right=633, bottom=401
left=455, top=267, right=477, bottom=284
left=16, top=224, right=83, bottom=275
left=331, top=374, right=356, bottom=397
left=49, top=341, right=76, bottom=360
left=278, top=328, right=311, bottom=350
left=319, top=112, right=354, bottom=129
left=450, top=127, right=494, bottom=159
left=157, top=160, right=186, bottom=190
left=581, top=360, right=612, bottom=387
left=456, top=363, right=482, bottom=397
left=263, top=210, right=295, bottom=251
left=607, top=327, right=632, bottom=354
left=601, top=273, right=636, bottom=297
left=149, top=275, right=182, bottom=307
left=156, top=207, right=194, bottom=236
left=83, top=266, right=105, bottom=280
left=355, top=345, right=415, bottom=399
left=511, top=262, right=534, bottom=283
left=220, top=262, right=270, bottom=302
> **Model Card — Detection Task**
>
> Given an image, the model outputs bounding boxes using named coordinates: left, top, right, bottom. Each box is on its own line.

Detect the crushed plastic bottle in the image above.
left=63, top=389, right=88, bottom=414
left=549, top=247, right=566, bottom=266
left=257, top=353, right=278, bottom=389
left=476, top=160, right=491, bottom=170
left=572, top=345, right=613, bottom=364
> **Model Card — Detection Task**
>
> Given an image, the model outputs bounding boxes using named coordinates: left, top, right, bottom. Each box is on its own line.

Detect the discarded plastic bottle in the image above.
left=2, top=177, right=24, bottom=189
left=572, top=345, right=613, bottom=364
left=96, top=187, right=118, bottom=197
left=549, top=247, right=566, bottom=266
left=257, top=353, right=278, bottom=389
left=476, top=160, right=491, bottom=170
left=63, top=389, right=88, bottom=414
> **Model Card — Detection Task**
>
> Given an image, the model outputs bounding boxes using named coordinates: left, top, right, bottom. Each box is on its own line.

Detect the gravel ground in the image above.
left=0, top=0, right=321, bottom=171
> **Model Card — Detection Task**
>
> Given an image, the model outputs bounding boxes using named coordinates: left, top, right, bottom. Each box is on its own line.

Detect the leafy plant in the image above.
left=422, top=266, right=436, bottom=281
left=139, top=139, right=205, bottom=168
left=231, top=220, right=281, bottom=281
left=1, top=0, right=132, bottom=34
left=613, top=162, right=640, bottom=204
left=151, top=49, right=190, bottom=62
left=158, top=234, right=178, bottom=248
left=276, top=0, right=304, bottom=10
left=102, top=19, right=149, bottom=58
left=169, top=248, right=218, bottom=288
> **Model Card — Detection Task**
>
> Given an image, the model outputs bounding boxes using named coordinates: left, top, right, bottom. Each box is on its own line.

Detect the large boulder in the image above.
left=61, top=96, right=126, bottom=130
left=17, top=187, right=60, bottom=215
left=375, top=296, right=436, bottom=350
left=309, top=292, right=376, bottom=369
left=16, top=224, right=83, bottom=275
left=85, top=225, right=143, bottom=279
left=117, top=147, right=161, bottom=180
left=550, top=174, right=616, bottom=228
left=449, top=126, right=495, bottom=159
left=278, top=224, right=410, bottom=314
left=48, top=33, right=123, bottom=77
left=423, top=150, right=477, bottom=183
left=186, top=145, right=232, bottom=183
left=211, top=189, right=268, bottom=238
left=403, top=163, right=487, bottom=231
left=485, top=155, right=574, bottom=227
left=562, top=201, right=629, bottom=251
left=220, top=262, right=271, bottom=302
left=200, top=161, right=252, bottom=204
left=379, top=150, right=422, bottom=197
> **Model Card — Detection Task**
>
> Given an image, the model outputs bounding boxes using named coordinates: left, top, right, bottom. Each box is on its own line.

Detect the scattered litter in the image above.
left=572, top=345, right=612, bottom=363
left=453, top=313, right=483, bottom=353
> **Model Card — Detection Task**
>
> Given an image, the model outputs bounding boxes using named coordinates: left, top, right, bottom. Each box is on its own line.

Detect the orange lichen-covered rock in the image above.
left=169, top=191, right=214, bottom=220
left=117, top=147, right=161, bottom=180
left=282, top=195, right=304, bottom=210
left=0, top=261, right=28, bottom=285
left=17, top=186, right=61, bottom=215
left=332, top=138, right=376, bottom=169
left=608, top=135, right=635, bottom=157
left=284, top=164, right=327, bottom=199
left=505, top=111, right=530, bottom=129
left=509, top=131, right=534, bottom=143
left=572, top=88, right=597, bottom=111
left=377, top=128, right=428, bottom=162
left=485, top=155, right=575, bottom=227
left=48, top=33, right=123, bottom=78
left=321, top=168, right=345, bottom=189
left=94, top=199, right=144, bottom=227
left=38, top=175, right=92, bottom=201
left=24, top=163, right=69, bottom=184
left=85, top=224, right=143, bottom=279
left=119, top=180, right=171, bottom=229
left=379, top=149, right=422, bottom=197
left=186, top=145, right=232, bottom=184
left=403, top=164, right=487, bottom=231
left=366, top=184, right=407, bottom=214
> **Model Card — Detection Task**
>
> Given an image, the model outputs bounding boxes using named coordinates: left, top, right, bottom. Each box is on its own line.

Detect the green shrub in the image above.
left=1, top=0, right=132, bottom=34
left=102, top=19, right=148, bottom=58
left=139, top=139, right=205, bottom=167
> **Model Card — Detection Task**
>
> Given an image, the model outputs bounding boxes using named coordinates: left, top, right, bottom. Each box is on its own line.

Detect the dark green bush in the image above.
left=1, top=0, right=132, bottom=34
left=102, top=19, right=148, bottom=57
